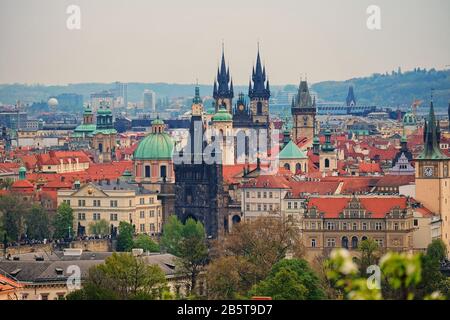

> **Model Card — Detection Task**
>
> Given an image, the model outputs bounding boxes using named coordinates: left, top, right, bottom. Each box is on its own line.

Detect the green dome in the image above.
left=152, top=118, right=164, bottom=125
left=212, top=108, right=232, bottom=122
left=19, top=166, right=26, bottom=173
left=133, top=132, right=174, bottom=160
left=313, top=136, right=320, bottom=144
left=97, top=107, right=112, bottom=115
left=206, top=108, right=216, bottom=115
left=402, top=112, right=417, bottom=125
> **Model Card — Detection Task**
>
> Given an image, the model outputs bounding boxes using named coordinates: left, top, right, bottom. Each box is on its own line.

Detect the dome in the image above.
left=151, top=118, right=164, bottom=125
left=133, top=132, right=174, bottom=160
left=19, top=166, right=27, bottom=173
left=402, top=112, right=417, bottom=125
left=48, top=98, right=58, bottom=107
left=212, top=108, right=232, bottom=122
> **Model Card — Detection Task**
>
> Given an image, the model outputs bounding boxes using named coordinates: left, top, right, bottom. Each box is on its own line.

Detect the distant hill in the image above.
left=311, top=68, right=450, bottom=112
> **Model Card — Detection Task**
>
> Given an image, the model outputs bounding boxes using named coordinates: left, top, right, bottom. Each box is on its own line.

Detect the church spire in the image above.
left=213, top=44, right=233, bottom=100
left=418, top=99, right=448, bottom=160
left=248, top=45, right=270, bottom=99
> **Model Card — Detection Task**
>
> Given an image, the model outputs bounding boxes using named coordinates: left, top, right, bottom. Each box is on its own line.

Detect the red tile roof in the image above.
left=307, top=196, right=408, bottom=218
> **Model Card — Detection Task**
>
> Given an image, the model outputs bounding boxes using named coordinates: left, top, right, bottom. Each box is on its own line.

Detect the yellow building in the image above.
left=415, top=101, right=450, bottom=255
left=57, top=181, right=163, bottom=236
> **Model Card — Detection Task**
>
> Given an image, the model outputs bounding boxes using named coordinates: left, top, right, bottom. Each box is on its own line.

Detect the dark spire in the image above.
left=213, top=44, right=233, bottom=100
left=418, top=100, right=448, bottom=160
left=436, top=118, right=441, bottom=144
left=346, top=85, right=356, bottom=106
left=249, top=46, right=270, bottom=99
left=213, top=79, right=217, bottom=97
left=230, top=78, right=234, bottom=97
left=423, top=120, right=427, bottom=143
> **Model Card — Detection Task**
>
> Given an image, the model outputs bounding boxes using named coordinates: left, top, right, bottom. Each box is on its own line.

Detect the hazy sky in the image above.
left=0, top=0, right=449, bottom=85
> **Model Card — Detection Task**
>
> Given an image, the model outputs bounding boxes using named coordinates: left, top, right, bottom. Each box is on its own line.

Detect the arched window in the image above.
left=232, top=215, right=241, bottom=224
left=145, top=165, right=151, bottom=178
left=342, top=236, right=349, bottom=249
left=325, top=158, right=330, bottom=168
left=351, top=236, right=358, bottom=249
left=284, top=163, right=290, bottom=171
left=160, top=165, right=167, bottom=179
left=362, top=236, right=368, bottom=241
left=295, top=163, right=301, bottom=173
left=98, top=143, right=103, bottom=153
left=257, top=102, right=263, bottom=115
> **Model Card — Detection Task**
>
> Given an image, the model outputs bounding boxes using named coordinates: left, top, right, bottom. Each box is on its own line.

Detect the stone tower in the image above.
left=291, top=79, right=316, bottom=143
left=248, top=48, right=270, bottom=126
left=213, top=46, right=233, bottom=113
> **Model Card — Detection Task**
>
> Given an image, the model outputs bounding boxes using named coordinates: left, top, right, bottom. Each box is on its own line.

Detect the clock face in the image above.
left=424, top=167, right=434, bottom=177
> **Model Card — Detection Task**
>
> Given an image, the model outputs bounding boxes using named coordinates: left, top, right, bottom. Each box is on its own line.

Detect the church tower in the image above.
left=213, top=46, right=233, bottom=113
left=92, top=102, right=117, bottom=163
left=248, top=48, right=270, bottom=126
left=415, top=100, right=450, bottom=254
left=346, top=85, right=356, bottom=107
left=291, top=79, right=316, bottom=143
left=319, top=128, right=337, bottom=173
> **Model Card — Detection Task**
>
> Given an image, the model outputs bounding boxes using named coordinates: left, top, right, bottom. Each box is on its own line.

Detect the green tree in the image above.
left=24, top=205, right=50, bottom=240
left=66, top=253, right=168, bottom=300
left=117, top=221, right=134, bottom=252
left=161, top=216, right=208, bottom=295
left=88, top=219, right=110, bottom=236
left=133, top=234, right=159, bottom=252
left=53, top=203, right=74, bottom=239
left=160, top=215, right=183, bottom=256
left=0, top=195, right=29, bottom=241
left=250, top=259, right=325, bottom=300
left=0, top=178, right=13, bottom=190
left=355, top=238, right=381, bottom=275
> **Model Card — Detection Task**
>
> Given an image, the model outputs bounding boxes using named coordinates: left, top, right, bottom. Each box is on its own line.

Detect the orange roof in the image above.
left=241, top=175, right=291, bottom=189
left=288, top=181, right=340, bottom=197
left=307, top=196, right=408, bottom=218
left=0, top=274, right=23, bottom=294
left=358, top=162, right=382, bottom=173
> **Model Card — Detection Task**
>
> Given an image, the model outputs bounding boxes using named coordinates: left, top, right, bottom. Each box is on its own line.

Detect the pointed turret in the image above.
left=248, top=47, right=270, bottom=99
left=346, top=85, right=356, bottom=106
left=417, top=100, right=448, bottom=160
left=213, top=45, right=233, bottom=100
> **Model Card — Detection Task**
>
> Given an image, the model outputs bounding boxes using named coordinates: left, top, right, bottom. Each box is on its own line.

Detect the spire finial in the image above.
left=431, top=88, right=434, bottom=102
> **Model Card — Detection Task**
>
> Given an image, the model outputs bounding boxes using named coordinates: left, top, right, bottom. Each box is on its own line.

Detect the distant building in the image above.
left=90, top=91, right=115, bottom=113
left=143, top=90, right=156, bottom=113
left=55, top=93, right=83, bottom=111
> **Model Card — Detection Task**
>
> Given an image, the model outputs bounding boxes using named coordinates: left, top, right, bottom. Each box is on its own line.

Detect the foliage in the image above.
left=207, top=216, right=303, bottom=299
left=355, top=239, right=381, bottom=275
left=88, top=219, right=110, bottom=236
left=24, top=205, right=50, bottom=240
left=250, top=259, right=325, bottom=300
left=0, top=178, right=13, bottom=191
left=53, top=202, right=74, bottom=239
left=325, top=248, right=446, bottom=300
left=0, top=195, right=30, bottom=241
left=66, top=253, right=168, bottom=300
left=117, top=221, right=135, bottom=252
left=161, top=216, right=208, bottom=295
left=133, top=234, right=160, bottom=252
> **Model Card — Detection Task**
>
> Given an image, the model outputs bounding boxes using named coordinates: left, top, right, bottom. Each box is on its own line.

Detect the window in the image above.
left=351, top=236, right=358, bottom=249
left=145, top=165, right=151, bottom=178
left=311, top=222, right=316, bottom=229
left=246, top=192, right=250, bottom=198
left=40, top=293, right=49, bottom=301
left=63, top=200, right=71, bottom=205
left=288, top=202, right=292, bottom=209
left=93, top=213, right=101, bottom=221
left=149, top=197, right=154, bottom=204
left=342, top=223, right=347, bottom=230
left=352, top=223, right=357, bottom=231
left=110, top=200, right=118, bottom=207
left=269, top=204, right=273, bottom=211
left=327, top=222, right=335, bottom=230
left=140, top=224, right=145, bottom=232
left=78, top=213, right=86, bottom=221
left=93, top=200, right=101, bottom=207
left=394, top=223, right=399, bottom=231
left=140, top=211, right=145, bottom=219
left=375, top=239, right=384, bottom=247
left=160, top=165, right=167, bottom=179
left=246, top=204, right=250, bottom=211
left=342, top=236, right=349, bottom=249
left=311, top=239, right=316, bottom=248
left=362, top=222, right=367, bottom=231
left=150, top=210, right=155, bottom=217
left=269, top=192, right=273, bottom=198
left=294, top=202, right=298, bottom=209
left=263, top=192, right=267, bottom=198
left=78, top=200, right=85, bottom=207
left=413, top=219, right=418, bottom=227
left=21, top=293, right=29, bottom=300
left=325, top=158, right=330, bottom=168
left=257, top=192, right=261, bottom=198
left=110, top=213, right=118, bottom=221
left=326, top=238, right=336, bottom=247
left=150, top=223, right=155, bottom=232
left=263, top=204, right=267, bottom=211
left=257, top=204, right=262, bottom=211
left=375, top=222, right=382, bottom=230
left=139, top=198, right=144, bottom=205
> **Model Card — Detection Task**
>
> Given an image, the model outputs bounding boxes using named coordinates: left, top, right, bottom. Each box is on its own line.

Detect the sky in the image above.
left=0, top=0, right=449, bottom=85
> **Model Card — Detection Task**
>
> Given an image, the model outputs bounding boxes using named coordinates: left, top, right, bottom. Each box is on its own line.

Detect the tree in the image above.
left=88, top=219, right=110, bottom=237
left=161, top=216, right=208, bottom=295
left=0, top=178, right=13, bottom=191
left=66, top=253, right=168, bottom=300
left=250, top=259, right=325, bottom=300
left=355, top=238, right=381, bottom=275
left=133, top=234, right=159, bottom=252
left=117, top=221, right=134, bottom=252
left=0, top=195, right=30, bottom=241
left=416, top=240, right=449, bottom=299
left=24, top=205, right=50, bottom=240
left=53, top=203, right=74, bottom=239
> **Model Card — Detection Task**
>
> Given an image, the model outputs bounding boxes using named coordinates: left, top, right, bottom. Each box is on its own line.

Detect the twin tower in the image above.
left=212, top=46, right=270, bottom=128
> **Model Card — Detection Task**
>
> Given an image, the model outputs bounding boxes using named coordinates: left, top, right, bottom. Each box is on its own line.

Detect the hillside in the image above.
left=311, top=68, right=450, bottom=112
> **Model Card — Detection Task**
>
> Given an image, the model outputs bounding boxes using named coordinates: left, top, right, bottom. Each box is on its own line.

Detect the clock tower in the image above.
left=291, top=79, right=316, bottom=143
left=415, top=100, right=450, bottom=253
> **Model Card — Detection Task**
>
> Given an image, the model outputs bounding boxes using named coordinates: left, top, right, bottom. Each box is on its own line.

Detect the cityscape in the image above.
left=0, top=0, right=450, bottom=310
